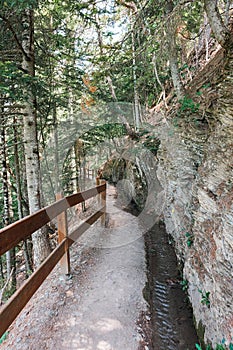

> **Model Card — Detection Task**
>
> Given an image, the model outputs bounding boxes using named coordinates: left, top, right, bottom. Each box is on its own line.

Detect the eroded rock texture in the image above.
left=156, top=54, right=233, bottom=347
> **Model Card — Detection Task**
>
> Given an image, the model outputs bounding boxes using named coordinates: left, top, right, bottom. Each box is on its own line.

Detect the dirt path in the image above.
left=2, top=186, right=149, bottom=350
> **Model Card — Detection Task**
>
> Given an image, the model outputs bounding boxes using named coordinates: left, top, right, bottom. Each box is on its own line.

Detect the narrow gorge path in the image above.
left=2, top=186, right=149, bottom=350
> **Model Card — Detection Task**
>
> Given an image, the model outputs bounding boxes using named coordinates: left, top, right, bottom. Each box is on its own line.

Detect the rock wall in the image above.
left=102, top=157, right=148, bottom=209
left=101, top=137, right=162, bottom=213
left=155, top=54, right=233, bottom=347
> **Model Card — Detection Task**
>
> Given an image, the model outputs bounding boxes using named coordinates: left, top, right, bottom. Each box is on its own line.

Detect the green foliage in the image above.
left=1, top=0, right=38, bottom=17
left=81, top=123, right=127, bottom=153
left=181, top=0, right=203, bottom=34
left=0, top=61, right=43, bottom=103
left=185, top=232, right=194, bottom=247
left=0, top=332, right=9, bottom=344
left=195, top=343, right=233, bottom=350
left=195, top=344, right=202, bottom=350
left=196, top=83, right=211, bottom=96
left=180, top=279, right=188, bottom=292
left=179, top=96, right=200, bottom=113
left=195, top=345, right=211, bottom=350
left=198, top=289, right=210, bottom=307
left=202, top=83, right=211, bottom=89
left=2, top=286, right=16, bottom=302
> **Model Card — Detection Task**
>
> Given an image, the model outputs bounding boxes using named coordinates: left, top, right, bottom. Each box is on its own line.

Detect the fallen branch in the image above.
left=0, top=268, right=14, bottom=306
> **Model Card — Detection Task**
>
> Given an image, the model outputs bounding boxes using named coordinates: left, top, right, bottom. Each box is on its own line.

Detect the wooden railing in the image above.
left=0, top=178, right=106, bottom=338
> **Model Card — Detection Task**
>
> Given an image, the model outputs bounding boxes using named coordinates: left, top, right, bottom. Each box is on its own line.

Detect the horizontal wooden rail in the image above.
left=0, top=238, right=72, bottom=338
left=0, top=181, right=107, bottom=338
left=0, top=184, right=106, bottom=256
left=0, top=208, right=105, bottom=337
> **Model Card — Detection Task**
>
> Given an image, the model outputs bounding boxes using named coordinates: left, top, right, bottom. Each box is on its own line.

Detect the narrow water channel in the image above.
left=145, top=222, right=199, bottom=350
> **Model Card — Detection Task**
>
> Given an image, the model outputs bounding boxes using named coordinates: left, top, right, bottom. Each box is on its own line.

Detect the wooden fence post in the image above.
left=100, top=179, right=106, bottom=227
left=56, top=193, right=70, bottom=275
left=96, top=176, right=100, bottom=205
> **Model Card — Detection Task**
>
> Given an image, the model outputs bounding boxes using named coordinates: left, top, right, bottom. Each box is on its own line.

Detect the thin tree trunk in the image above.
left=53, top=104, right=60, bottom=194
left=0, top=103, right=16, bottom=292
left=13, top=116, right=33, bottom=275
left=82, top=157, right=86, bottom=212
left=131, top=22, right=140, bottom=130
left=7, top=176, right=17, bottom=291
left=225, top=0, right=230, bottom=25
left=152, top=54, right=167, bottom=107
left=0, top=258, right=3, bottom=279
left=204, top=14, right=209, bottom=61
left=22, top=9, right=50, bottom=268
left=22, top=148, right=33, bottom=269
left=165, top=0, right=184, bottom=99
left=1, top=104, right=10, bottom=279
left=22, top=149, right=29, bottom=216
left=74, top=140, right=81, bottom=193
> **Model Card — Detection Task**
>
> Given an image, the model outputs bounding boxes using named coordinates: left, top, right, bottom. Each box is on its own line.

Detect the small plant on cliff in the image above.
left=196, top=343, right=233, bottom=350
left=198, top=289, right=210, bottom=307
left=180, top=279, right=188, bottom=292
left=195, top=345, right=211, bottom=350
left=0, top=331, right=9, bottom=344
left=185, top=232, right=194, bottom=247
left=179, top=96, right=200, bottom=113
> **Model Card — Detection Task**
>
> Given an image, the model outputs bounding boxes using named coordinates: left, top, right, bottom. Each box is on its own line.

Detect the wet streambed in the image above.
left=144, top=222, right=199, bottom=350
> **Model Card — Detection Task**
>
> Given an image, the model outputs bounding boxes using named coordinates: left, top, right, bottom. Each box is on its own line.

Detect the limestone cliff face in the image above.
left=156, top=54, right=233, bottom=347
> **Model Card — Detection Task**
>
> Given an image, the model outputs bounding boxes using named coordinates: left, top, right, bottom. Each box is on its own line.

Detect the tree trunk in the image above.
left=204, top=0, right=232, bottom=48
left=22, top=9, right=50, bottom=268
left=22, top=148, right=33, bottom=268
left=152, top=54, right=167, bottom=107
left=0, top=258, right=3, bottom=280
left=131, top=23, right=141, bottom=130
left=1, top=103, right=10, bottom=280
left=74, top=140, right=81, bottom=193
left=7, top=176, right=17, bottom=291
left=225, top=0, right=230, bottom=25
left=165, top=0, right=184, bottom=99
left=13, top=117, right=33, bottom=275
left=53, top=104, right=61, bottom=194
left=0, top=103, right=16, bottom=292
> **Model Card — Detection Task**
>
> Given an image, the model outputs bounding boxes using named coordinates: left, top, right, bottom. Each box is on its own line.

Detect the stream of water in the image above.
left=145, top=222, right=199, bottom=350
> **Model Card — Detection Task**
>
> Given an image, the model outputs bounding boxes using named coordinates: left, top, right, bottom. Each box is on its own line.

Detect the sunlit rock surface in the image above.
left=155, top=55, right=233, bottom=347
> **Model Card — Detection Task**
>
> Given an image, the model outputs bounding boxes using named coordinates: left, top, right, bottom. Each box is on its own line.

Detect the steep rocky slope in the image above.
left=154, top=50, right=233, bottom=347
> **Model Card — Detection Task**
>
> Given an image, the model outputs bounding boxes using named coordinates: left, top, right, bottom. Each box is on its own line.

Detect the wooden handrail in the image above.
left=0, top=184, right=106, bottom=256
left=0, top=180, right=107, bottom=338
left=0, top=238, right=73, bottom=338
